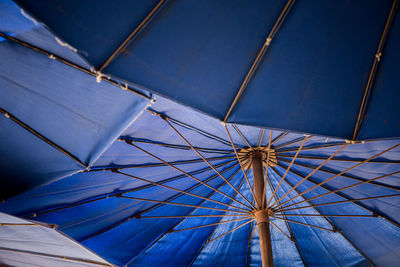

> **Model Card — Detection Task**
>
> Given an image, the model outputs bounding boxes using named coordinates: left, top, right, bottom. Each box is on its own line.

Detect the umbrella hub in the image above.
left=238, top=147, right=277, bottom=170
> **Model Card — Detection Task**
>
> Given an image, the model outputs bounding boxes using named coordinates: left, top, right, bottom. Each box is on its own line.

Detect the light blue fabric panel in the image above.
left=0, top=212, right=112, bottom=266
left=0, top=36, right=149, bottom=198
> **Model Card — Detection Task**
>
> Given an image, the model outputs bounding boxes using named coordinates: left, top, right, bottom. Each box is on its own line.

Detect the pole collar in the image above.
left=254, top=210, right=269, bottom=223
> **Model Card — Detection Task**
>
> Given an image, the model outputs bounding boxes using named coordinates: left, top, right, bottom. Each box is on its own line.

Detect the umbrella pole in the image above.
left=252, top=151, right=274, bottom=267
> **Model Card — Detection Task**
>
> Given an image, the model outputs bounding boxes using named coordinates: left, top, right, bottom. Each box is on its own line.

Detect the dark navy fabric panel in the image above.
left=15, top=0, right=160, bottom=68
left=105, top=0, right=286, bottom=119
left=229, top=0, right=394, bottom=139
left=11, top=0, right=400, bottom=140
left=0, top=38, right=150, bottom=166
left=359, top=10, right=400, bottom=139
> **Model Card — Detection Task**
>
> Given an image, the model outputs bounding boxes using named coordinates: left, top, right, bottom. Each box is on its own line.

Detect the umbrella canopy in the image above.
left=1, top=95, right=399, bottom=266
left=1, top=1, right=400, bottom=267
left=12, top=0, right=400, bottom=140
left=0, top=212, right=113, bottom=266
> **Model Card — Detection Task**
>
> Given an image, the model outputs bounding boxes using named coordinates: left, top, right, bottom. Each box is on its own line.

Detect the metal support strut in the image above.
left=252, top=151, right=274, bottom=267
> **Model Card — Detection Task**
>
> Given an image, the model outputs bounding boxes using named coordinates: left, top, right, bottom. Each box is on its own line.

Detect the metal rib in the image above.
left=223, top=0, right=295, bottom=122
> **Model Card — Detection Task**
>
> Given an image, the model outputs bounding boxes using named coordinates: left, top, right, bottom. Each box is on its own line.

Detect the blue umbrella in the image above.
left=1, top=0, right=400, bottom=266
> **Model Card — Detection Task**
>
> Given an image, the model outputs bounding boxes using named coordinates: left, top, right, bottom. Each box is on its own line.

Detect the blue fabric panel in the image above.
left=145, top=96, right=263, bottom=149
left=0, top=115, right=82, bottom=199
left=0, top=38, right=150, bottom=167
left=0, top=161, right=227, bottom=216
left=359, top=10, right=400, bottom=139
left=83, top=166, right=242, bottom=265
left=280, top=159, right=400, bottom=226
left=92, top=140, right=231, bottom=168
left=229, top=0, right=394, bottom=139
left=283, top=170, right=400, bottom=265
left=270, top=168, right=368, bottom=266
left=192, top=176, right=252, bottom=267
left=14, top=0, right=160, bottom=68
left=21, top=163, right=235, bottom=241
left=129, top=171, right=246, bottom=266
left=248, top=222, right=262, bottom=267
left=0, top=0, right=90, bottom=68
left=248, top=219, right=305, bottom=267
left=122, top=105, right=235, bottom=151
left=292, top=158, right=400, bottom=188
left=104, top=0, right=286, bottom=119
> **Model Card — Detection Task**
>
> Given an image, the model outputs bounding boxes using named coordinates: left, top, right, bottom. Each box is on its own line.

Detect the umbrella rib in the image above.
left=271, top=144, right=349, bottom=209
left=225, top=124, right=257, bottom=207
left=207, top=219, right=255, bottom=243
left=0, top=247, right=112, bottom=267
left=276, top=141, right=355, bottom=153
left=270, top=167, right=375, bottom=265
left=139, top=214, right=247, bottom=219
left=232, top=124, right=254, bottom=151
left=262, top=131, right=273, bottom=209
left=119, top=136, right=234, bottom=154
left=273, top=214, right=375, bottom=217
left=271, top=216, right=334, bottom=232
left=267, top=136, right=308, bottom=207
left=277, top=156, right=400, bottom=192
left=23, top=160, right=237, bottom=218
left=257, top=129, right=265, bottom=147
left=171, top=217, right=251, bottom=233
left=352, top=0, right=399, bottom=140
left=269, top=131, right=289, bottom=147
left=276, top=193, right=400, bottom=213
left=276, top=143, right=400, bottom=207
left=0, top=32, right=149, bottom=99
left=269, top=220, right=293, bottom=241
left=276, top=170, right=400, bottom=211
left=116, top=170, right=250, bottom=212
left=0, top=223, right=40, bottom=226
left=276, top=153, right=400, bottom=164
left=223, top=0, right=295, bottom=122
left=97, top=0, right=167, bottom=71
left=89, top=156, right=236, bottom=172
left=273, top=136, right=308, bottom=150
left=0, top=107, right=87, bottom=168
left=129, top=142, right=252, bottom=210
left=162, top=119, right=255, bottom=209
left=148, top=109, right=243, bottom=149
